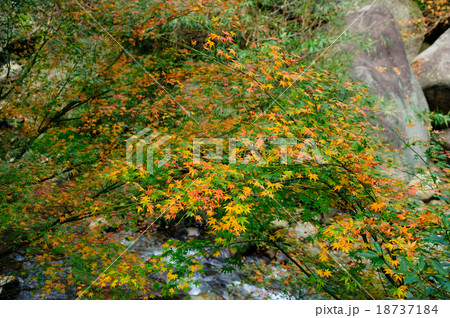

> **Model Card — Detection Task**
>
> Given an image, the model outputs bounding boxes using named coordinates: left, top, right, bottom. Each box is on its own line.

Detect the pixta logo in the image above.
left=193, top=137, right=324, bottom=165
left=126, top=129, right=324, bottom=173
left=126, top=128, right=172, bottom=174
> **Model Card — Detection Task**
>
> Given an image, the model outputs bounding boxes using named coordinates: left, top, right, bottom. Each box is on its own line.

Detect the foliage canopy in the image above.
left=0, top=0, right=449, bottom=300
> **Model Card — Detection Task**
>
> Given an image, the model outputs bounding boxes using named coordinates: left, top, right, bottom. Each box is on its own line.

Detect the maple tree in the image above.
left=0, top=0, right=449, bottom=300
left=413, top=0, right=450, bottom=35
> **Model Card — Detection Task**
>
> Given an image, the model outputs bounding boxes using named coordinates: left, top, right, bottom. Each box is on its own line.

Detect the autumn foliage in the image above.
left=414, top=0, right=450, bottom=34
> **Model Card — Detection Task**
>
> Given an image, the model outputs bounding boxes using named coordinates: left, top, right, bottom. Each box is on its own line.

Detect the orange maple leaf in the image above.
left=368, top=201, right=385, bottom=212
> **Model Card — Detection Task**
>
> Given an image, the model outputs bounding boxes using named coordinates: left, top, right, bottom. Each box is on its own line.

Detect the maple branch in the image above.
left=13, top=89, right=110, bottom=160
left=0, top=178, right=130, bottom=259
left=271, top=240, right=341, bottom=300
left=0, top=21, right=59, bottom=101
left=92, top=182, right=126, bottom=199
left=160, top=36, right=296, bottom=122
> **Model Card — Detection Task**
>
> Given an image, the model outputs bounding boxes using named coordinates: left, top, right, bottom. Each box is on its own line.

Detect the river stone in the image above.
left=186, top=227, right=200, bottom=237
left=318, top=207, right=340, bottom=225
left=0, top=276, right=20, bottom=299
left=270, top=219, right=289, bottom=229
left=0, top=62, right=22, bottom=82
left=342, top=5, right=430, bottom=169
left=427, top=199, right=447, bottom=208
left=290, top=221, right=317, bottom=239
left=412, top=29, right=450, bottom=114
left=88, top=216, right=109, bottom=229
left=407, top=171, right=441, bottom=202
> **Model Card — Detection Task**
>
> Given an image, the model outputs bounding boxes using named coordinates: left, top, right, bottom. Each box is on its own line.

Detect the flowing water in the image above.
left=7, top=229, right=305, bottom=300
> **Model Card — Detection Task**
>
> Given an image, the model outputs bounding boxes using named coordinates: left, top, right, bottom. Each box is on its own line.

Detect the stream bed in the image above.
left=7, top=228, right=307, bottom=300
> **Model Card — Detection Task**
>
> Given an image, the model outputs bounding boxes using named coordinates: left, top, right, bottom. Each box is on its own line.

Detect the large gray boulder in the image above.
left=355, top=0, right=425, bottom=61
left=375, top=0, right=425, bottom=61
left=342, top=6, right=430, bottom=169
left=412, top=29, right=450, bottom=114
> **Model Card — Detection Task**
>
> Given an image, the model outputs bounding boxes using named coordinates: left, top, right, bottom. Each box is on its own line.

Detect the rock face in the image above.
left=371, top=0, right=425, bottom=61
left=343, top=5, right=430, bottom=169
left=412, top=29, right=450, bottom=114
left=290, top=221, right=317, bottom=239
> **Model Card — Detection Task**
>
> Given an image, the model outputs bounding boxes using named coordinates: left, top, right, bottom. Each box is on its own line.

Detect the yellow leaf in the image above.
left=111, top=279, right=118, bottom=288
left=167, top=271, right=178, bottom=281
left=227, top=48, right=236, bottom=56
